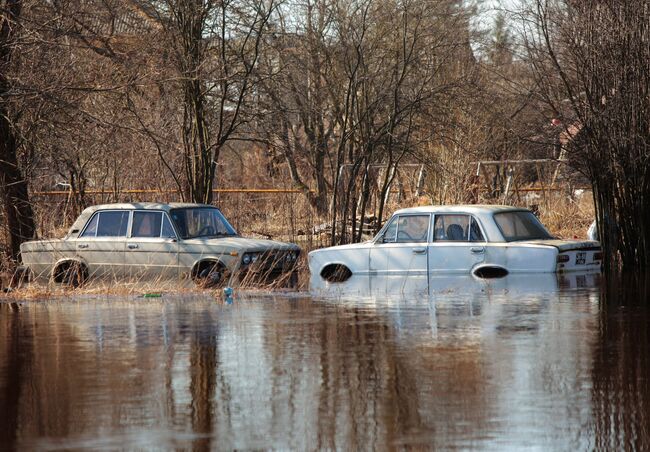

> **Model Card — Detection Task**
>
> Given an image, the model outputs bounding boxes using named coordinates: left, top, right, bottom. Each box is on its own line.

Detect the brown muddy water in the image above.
left=1, top=273, right=648, bottom=450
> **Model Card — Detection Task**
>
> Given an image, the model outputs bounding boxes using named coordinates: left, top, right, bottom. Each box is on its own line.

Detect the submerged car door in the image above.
left=428, top=214, right=486, bottom=274
left=125, top=211, right=179, bottom=280
left=369, top=214, right=430, bottom=274
left=75, top=210, right=129, bottom=278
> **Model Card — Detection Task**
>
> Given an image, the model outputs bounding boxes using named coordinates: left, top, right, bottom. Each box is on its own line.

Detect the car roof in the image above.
left=79, top=202, right=214, bottom=214
left=65, top=203, right=217, bottom=239
left=392, top=204, right=528, bottom=216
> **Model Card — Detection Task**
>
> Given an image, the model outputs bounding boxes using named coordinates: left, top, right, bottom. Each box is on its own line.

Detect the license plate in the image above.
left=576, top=251, right=586, bottom=265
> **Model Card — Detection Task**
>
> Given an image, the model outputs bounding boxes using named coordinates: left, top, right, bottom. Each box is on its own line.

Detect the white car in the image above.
left=308, top=205, right=601, bottom=282
left=20, top=203, right=300, bottom=287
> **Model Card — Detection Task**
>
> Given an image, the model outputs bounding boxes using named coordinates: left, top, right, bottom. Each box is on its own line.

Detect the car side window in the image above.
left=161, top=214, right=177, bottom=239
left=132, top=211, right=163, bottom=238
left=381, top=217, right=398, bottom=243
left=80, top=211, right=129, bottom=238
left=434, top=215, right=469, bottom=241
left=396, top=215, right=429, bottom=243
left=80, top=214, right=99, bottom=237
left=469, top=217, right=485, bottom=241
left=97, top=211, right=130, bottom=237
left=434, top=214, right=485, bottom=242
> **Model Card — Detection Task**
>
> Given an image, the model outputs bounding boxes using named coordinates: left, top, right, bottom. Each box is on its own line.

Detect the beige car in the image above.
left=20, top=203, right=301, bottom=287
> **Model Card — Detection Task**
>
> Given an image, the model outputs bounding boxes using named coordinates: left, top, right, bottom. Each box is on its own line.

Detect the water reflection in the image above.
left=310, top=271, right=601, bottom=298
left=592, top=274, right=650, bottom=451
left=0, top=272, right=647, bottom=449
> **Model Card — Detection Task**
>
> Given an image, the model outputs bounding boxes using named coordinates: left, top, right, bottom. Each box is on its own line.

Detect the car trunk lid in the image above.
left=521, top=239, right=602, bottom=272
left=522, top=239, right=600, bottom=252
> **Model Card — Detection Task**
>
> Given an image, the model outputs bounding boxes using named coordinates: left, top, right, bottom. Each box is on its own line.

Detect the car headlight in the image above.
left=242, top=252, right=260, bottom=265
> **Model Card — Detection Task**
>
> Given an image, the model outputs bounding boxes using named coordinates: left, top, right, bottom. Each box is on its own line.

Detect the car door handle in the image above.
left=127, top=244, right=139, bottom=249
left=470, top=246, right=485, bottom=253
left=412, top=247, right=427, bottom=254
left=78, top=244, right=88, bottom=249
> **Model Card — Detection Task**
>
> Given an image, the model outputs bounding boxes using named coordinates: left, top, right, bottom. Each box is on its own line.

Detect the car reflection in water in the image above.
left=310, top=270, right=601, bottom=299
left=310, top=271, right=601, bottom=342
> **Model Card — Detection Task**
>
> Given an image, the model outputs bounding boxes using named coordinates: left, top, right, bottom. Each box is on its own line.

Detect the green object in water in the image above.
left=143, top=293, right=162, bottom=298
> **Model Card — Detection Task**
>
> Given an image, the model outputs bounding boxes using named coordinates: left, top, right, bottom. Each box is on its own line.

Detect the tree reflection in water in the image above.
left=593, top=273, right=650, bottom=451
left=0, top=303, right=28, bottom=450
left=0, top=273, right=649, bottom=449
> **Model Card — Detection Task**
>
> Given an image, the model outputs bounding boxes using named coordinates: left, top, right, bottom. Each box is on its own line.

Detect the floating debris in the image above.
left=223, top=287, right=234, bottom=304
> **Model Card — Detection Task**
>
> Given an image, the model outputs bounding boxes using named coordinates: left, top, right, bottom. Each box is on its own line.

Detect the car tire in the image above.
left=288, top=271, right=298, bottom=288
left=61, top=261, right=87, bottom=288
left=194, top=262, right=227, bottom=289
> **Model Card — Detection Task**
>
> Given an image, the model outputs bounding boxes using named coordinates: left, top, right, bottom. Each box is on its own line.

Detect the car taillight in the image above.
left=594, top=252, right=603, bottom=261
left=557, top=254, right=570, bottom=263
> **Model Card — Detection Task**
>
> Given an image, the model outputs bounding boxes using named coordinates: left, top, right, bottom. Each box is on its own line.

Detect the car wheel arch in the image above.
left=191, top=259, right=229, bottom=287
left=320, top=263, right=353, bottom=282
left=52, top=259, right=89, bottom=286
left=472, top=264, right=509, bottom=279
left=191, top=258, right=226, bottom=274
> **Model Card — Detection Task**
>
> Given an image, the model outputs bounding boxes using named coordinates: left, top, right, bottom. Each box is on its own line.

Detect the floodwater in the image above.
left=1, top=273, right=648, bottom=450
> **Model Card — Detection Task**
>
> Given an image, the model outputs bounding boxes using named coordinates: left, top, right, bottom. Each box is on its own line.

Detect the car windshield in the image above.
left=493, top=211, right=553, bottom=242
left=169, top=208, right=237, bottom=239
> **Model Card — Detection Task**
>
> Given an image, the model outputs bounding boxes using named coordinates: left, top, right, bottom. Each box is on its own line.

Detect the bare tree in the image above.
left=257, top=0, right=342, bottom=214
left=259, top=0, right=476, bottom=244
left=522, top=0, right=650, bottom=272
left=156, top=0, right=277, bottom=204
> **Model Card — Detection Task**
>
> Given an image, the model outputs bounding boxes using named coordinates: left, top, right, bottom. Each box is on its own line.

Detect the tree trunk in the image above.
left=0, top=111, right=36, bottom=262
left=1, top=0, right=36, bottom=263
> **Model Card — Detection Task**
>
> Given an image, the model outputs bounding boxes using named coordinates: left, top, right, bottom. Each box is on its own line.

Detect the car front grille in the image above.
left=255, top=249, right=300, bottom=272
left=238, top=249, right=300, bottom=286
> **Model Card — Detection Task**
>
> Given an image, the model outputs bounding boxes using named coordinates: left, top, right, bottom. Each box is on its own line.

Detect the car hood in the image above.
left=309, top=241, right=372, bottom=255
left=182, top=236, right=299, bottom=251
left=519, top=239, right=600, bottom=251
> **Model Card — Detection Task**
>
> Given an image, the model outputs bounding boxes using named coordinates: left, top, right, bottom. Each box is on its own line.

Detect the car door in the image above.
left=74, top=210, right=129, bottom=279
left=369, top=214, right=430, bottom=274
left=125, top=211, right=179, bottom=280
left=428, top=214, right=486, bottom=274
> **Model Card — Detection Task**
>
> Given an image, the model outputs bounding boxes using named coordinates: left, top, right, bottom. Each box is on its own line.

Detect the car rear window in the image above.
left=493, top=211, right=552, bottom=242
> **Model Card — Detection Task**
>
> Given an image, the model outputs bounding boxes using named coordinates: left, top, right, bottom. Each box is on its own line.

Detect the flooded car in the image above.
left=19, top=203, right=300, bottom=287
left=309, top=205, right=601, bottom=282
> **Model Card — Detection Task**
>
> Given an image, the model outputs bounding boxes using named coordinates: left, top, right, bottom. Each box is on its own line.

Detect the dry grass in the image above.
left=536, top=191, right=595, bottom=240
left=1, top=254, right=310, bottom=300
